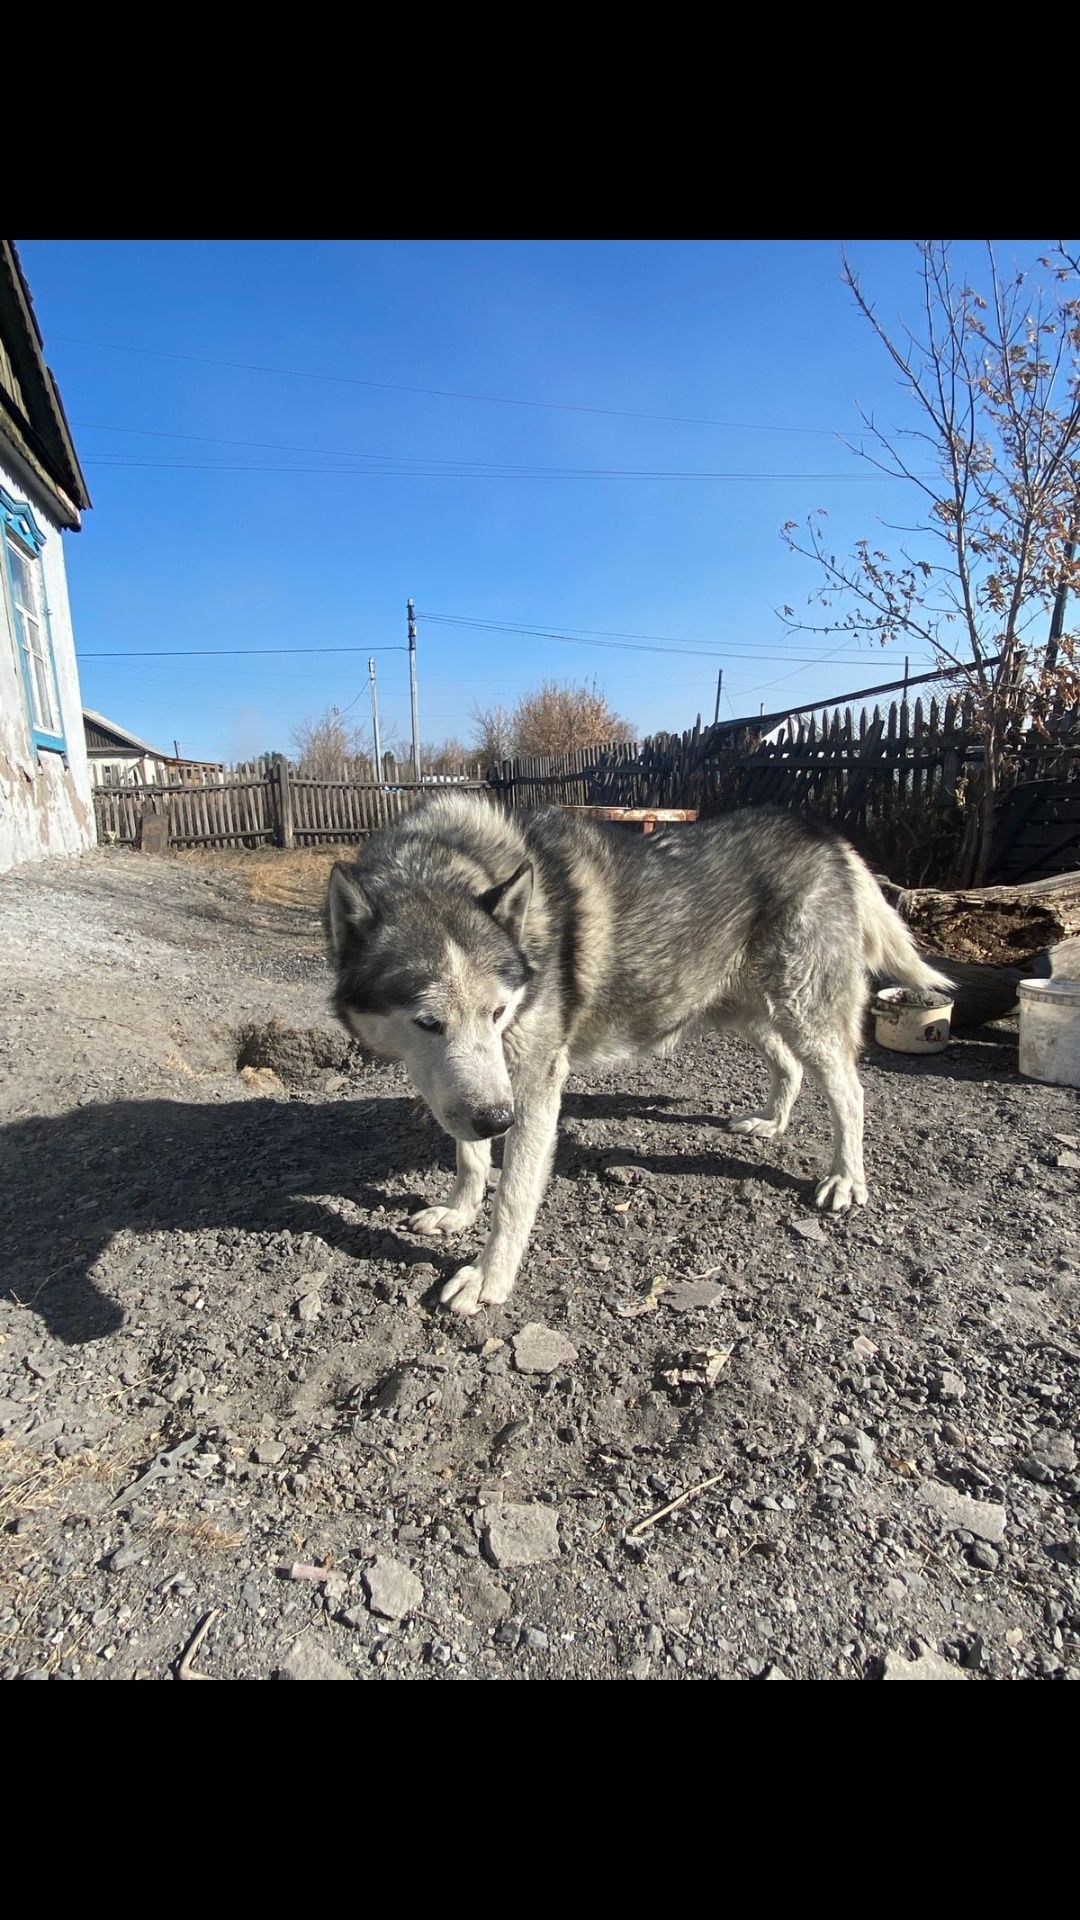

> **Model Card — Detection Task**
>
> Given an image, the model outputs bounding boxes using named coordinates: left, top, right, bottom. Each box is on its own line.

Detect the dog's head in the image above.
left=325, top=858, right=533, bottom=1142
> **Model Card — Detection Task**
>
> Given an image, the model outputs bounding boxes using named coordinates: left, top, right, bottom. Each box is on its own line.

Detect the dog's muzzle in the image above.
left=469, top=1104, right=515, bottom=1139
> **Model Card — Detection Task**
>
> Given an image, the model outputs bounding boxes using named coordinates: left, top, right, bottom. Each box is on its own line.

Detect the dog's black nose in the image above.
left=471, top=1105, right=515, bottom=1138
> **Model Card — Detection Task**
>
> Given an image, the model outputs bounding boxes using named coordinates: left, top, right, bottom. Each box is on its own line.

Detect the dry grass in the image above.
left=174, top=846, right=352, bottom=912
left=0, top=1437, right=120, bottom=1530
left=150, top=1510, right=247, bottom=1554
left=0, top=1438, right=131, bottom=1621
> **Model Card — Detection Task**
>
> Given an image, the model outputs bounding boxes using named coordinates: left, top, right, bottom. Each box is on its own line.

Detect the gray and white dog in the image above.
left=326, top=793, right=948, bottom=1317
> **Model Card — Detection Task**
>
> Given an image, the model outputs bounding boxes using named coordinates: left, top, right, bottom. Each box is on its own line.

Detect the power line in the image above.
left=53, top=332, right=842, bottom=435
left=81, top=455, right=917, bottom=484
left=81, top=644, right=408, bottom=659
left=416, top=610, right=908, bottom=664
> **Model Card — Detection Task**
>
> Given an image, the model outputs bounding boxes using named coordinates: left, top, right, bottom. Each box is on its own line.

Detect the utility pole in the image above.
left=1045, top=493, right=1080, bottom=674
left=713, top=667, right=723, bottom=726
left=407, top=598, right=421, bottom=782
left=368, top=656, right=383, bottom=783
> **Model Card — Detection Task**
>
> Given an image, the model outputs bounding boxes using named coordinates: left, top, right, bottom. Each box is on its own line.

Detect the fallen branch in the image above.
left=627, top=1472, right=725, bottom=1538
left=176, top=1607, right=223, bottom=1680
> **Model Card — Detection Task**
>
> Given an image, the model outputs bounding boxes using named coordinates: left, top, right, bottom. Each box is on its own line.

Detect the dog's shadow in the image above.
left=1, top=1087, right=811, bottom=1347
left=0, top=1095, right=447, bottom=1346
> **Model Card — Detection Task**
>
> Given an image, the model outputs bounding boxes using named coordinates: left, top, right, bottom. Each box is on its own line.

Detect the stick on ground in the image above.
left=176, top=1607, right=223, bottom=1680
left=627, top=1473, right=725, bottom=1538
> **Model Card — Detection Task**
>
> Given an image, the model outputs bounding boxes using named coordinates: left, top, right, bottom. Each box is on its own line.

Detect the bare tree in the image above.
left=419, top=737, right=473, bottom=776
left=508, top=679, right=632, bottom=757
left=290, top=706, right=372, bottom=779
left=781, top=241, right=1080, bottom=883
left=470, top=700, right=515, bottom=765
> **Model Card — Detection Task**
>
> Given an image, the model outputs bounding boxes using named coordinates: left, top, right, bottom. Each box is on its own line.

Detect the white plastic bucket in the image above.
left=1018, top=978, right=1080, bottom=1089
left=872, top=985, right=954, bottom=1054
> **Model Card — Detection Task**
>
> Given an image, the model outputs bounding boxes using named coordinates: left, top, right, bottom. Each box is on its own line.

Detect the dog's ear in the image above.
left=477, top=859, right=533, bottom=943
left=327, top=863, right=375, bottom=960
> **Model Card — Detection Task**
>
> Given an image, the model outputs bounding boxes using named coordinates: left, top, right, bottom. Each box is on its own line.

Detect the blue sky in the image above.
left=16, top=238, right=1065, bottom=763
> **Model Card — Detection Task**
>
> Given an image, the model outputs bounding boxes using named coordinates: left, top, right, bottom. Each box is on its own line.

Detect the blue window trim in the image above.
left=0, top=487, right=68, bottom=760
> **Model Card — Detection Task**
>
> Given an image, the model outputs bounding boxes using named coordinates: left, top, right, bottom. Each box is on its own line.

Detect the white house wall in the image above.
left=0, top=454, right=94, bottom=871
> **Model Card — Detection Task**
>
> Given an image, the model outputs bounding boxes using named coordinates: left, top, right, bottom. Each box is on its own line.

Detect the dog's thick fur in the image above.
left=326, top=795, right=948, bottom=1316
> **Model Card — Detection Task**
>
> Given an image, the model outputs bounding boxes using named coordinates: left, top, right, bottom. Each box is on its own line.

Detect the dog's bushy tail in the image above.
left=844, top=850, right=952, bottom=991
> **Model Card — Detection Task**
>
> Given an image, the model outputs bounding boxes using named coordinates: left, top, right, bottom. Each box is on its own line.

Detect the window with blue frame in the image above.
left=0, top=489, right=67, bottom=755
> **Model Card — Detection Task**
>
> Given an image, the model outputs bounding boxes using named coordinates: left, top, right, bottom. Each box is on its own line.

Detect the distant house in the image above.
left=0, top=241, right=95, bottom=872
left=82, top=708, right=224, bottom=788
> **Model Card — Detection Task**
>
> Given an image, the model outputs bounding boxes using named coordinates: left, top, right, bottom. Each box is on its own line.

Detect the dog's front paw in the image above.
left=813, top=1174, right=868, bottom=1213
left=725, top=1112, right=782, bottom=1138
left=477, top=1271, right=513, bottom=1306
left=408, top=1204, right=478, bottom=1238
left=439, top=1264, right=486, bottom=1316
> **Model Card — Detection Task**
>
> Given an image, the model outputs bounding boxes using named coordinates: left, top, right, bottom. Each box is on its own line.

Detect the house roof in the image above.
left=0, top=242, right=91, bottom=530
left=83, top=709, right=166, bottom=757
left=82, top=709, right=224, bottom=769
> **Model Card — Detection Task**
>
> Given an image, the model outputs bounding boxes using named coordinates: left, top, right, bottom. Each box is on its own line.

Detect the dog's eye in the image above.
left=413, top=1015, right=444, bottom=1034
left=493, top=1006, right=507, bottom=1024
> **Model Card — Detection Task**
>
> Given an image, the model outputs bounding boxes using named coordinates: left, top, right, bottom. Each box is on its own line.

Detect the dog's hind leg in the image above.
left=409, top=1137, right=492, bottom=1238
left=441, top=1053, right=568, bottom=1316
left=723, top=1015, right=804, bottom=1139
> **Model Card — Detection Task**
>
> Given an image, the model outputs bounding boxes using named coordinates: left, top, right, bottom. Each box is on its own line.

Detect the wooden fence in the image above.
left=92, top=758, right=489, bottom=852
left=92, top=761, right=278, bottom=849
left=488, top=695, right=1080, bottom=885
left=91, top=700, right=1080, bottom=886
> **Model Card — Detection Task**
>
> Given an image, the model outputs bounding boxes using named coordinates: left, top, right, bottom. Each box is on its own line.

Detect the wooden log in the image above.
left=877, top=871, right=1080, bottom=968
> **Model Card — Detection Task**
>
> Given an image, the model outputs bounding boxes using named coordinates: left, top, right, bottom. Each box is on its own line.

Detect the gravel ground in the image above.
left=1, top=846, right=1078, bottom=1682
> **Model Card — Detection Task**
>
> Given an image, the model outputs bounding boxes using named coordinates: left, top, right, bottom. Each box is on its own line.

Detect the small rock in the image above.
left=107, top=1544, right=139, bottom=1573
left=279, top=1631, right=352, bottom=1681
left=934, top=1369, right=966, bottom=1401
left=523, top=1627, right=549, bottom=1650
left=588, top=1254, right=612, bottom=1273
left=512, top=1323, right=579, bottom=1375
left=844, top=1427, right=877, bottom=1475
left=363, top=1556, right=424, bottom=1620
left=853, top=1334, right=879, bottom=1360
left=920, top=1481, right=1006, bottom=1544
left=253, top=1439, right=286, bottom=1465
left=658, top=1346, right=732, bottom=1393
left=665, top=1281, right=725, bottom=1312
left=456, top=1565, right=512, bottom=1626
left=882, top=1649, right=968, bottom=1681
left=483, top=1502, right=560, bottom=1570
left=1057, top=1150, right=1080, bottom=1172
left=294, top=1271, right=328, bottom=1297
left=792, top=1219, right=829, bottom=1245
left=1022, top=1432, right=1076, bottom=1475
left=295, top=1293, right=322, bottom=1324
left=970, top=1541, right=1000, bottom=1571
